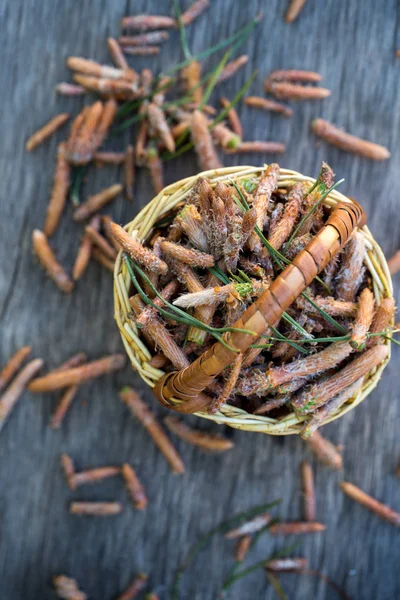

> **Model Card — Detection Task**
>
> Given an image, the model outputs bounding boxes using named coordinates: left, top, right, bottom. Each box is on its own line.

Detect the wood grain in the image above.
left=0, top=1, right=399, bottom=599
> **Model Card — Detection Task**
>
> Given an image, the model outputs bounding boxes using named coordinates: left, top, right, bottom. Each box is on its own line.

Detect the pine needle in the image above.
left=172, top=0, right=192, bottom=61
left=171, top=499, right=281, bottom=600
left=69, top=166, right=87, bottom=207
left=270, top=326, right=308, bottom=355
left=162, top=70, right=257, bottom=161
left=302, top=292, right=348, bottom=334
left=200, top=48, right=233, bottom=108
left=165, top=14, right=262, bottom=76
left=125, top=256, right=257, bottom=351
left=266, top=573, right=287, bottom=600
left=115, top=98, right=144, bottom=121
left=208, top=266, right=231, bottom=284
left=282, top=312, right=313, bottom=339
left=284, top=179, right=344, bottom=251
left=210, top=268, right=309, bottom=350
left=221, top=542, right=298, bottom=592
left=112, top=111, right=146, bottom=134
left=211, top=70, right=257, bottom=127
left=163, top=72, right=214, bottom=109
left=171, top=50, right=235, bottom=150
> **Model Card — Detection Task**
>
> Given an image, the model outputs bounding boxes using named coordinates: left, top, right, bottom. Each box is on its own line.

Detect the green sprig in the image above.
left=163, top=71, right=214, bottom=110
left=209, top=266, right=308, bottom=351
left=208, top=266, right=231, bottom=284
left=250, top=343, right=273, bottom=349
left=115, top=98, right=144, bottom=122
left=171, top=499, right=281, bottom=600
left=282, top=312, right=313, bottom=340
left=221, top=542, right=299, bottom=592
left=69, top=166, right=87, bottom=207
left=170, top=48, right=235, bottom=151
left=270, top=326, right=308, bottom=355
left=237, top=269, right=252, bottom=283
left=113, top=16, right=260, bottom=139
left=257, top=327, right=397, bottom=346
left=301, top=292, right=348, bottom=335
left=162, top=70, right=257, bottom=161
left=172, top=0, right=192, bottom=61
left=266, top=573, right=287, bottom=600
left=200, top=48, right=232, bottom=108
left=112, top=111, right=145, bottom=135
left=211, top=69, right=257, bottom=127
left=284, top=178, right=345, bottom=252
left=164, top=14, right=262, bottom=76
left=125, top=256, right=257, bottom=352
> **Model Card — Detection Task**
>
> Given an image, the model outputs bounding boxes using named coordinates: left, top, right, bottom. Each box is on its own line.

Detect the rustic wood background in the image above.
left=0, top=0, right=399, bottom=598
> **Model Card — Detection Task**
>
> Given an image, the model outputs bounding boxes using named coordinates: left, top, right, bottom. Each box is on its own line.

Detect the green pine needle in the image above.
left=221, top=541, right=299, bottom=594
left=208, top=266, right=231, bottom=284
left=282, top=312, right=313, bottom=339
left=382, top=333, right=400, bottom=346
left=69, top=166, right=87, bottom=207
left=270, top=326, right=308, bottom=355
left=125, top=256, right=257, bottom=352
left=165, top=14, right=261, bottom=76
left=163, top=140, right=194, bottom=160
left=265, top=573, right=287, bottom=600
left=171, top=499, right=281, bottom=600
left=115, top=99, right=143, bottom=121
left=163, top=71, right=214, bottom=110
left=172, top=0, right=192, bottom=61
left=211, top=69, right=257, bottom=128
left=222, top=558, right=267, bottom=590
left=237, top=269, right=252, bottom=283
left=259, top=328, right=395, bottom=345
left=112, top=111, right=145, bottom=135
left=162, top=69, right=256, bottom=161
left=250, top=343, right=273, bottom=349
left=200, top=48, right=233, bottom=108
left=284, top=178, right=345, bottom=251
left=281, top=334, right=350, bottom=344
left=301, top=292, right=348, bottom=334
left=169, top=49, right=235, bottom=151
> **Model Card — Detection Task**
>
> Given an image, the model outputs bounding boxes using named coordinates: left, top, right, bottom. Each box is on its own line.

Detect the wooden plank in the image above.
left=0, top=0, right=399, bottom=598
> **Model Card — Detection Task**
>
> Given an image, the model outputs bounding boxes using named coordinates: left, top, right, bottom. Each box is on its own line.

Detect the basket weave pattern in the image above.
left=113, top=166, right=393, bottom=435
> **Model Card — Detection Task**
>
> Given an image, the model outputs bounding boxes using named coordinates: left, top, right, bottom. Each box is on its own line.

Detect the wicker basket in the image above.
left=113, top=166, right=393, bottom=435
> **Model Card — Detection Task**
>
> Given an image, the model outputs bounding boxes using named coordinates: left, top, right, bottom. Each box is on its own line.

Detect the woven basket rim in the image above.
left=113, top=165, right=393, bottom=435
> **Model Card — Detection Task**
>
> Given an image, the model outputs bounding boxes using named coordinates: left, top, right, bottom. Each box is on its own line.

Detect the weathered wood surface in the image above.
left=0, top=1, right=399, bottom=598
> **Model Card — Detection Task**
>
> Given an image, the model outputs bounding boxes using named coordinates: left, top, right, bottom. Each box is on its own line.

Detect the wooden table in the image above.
left=0, top=1, right=398, bottom=598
